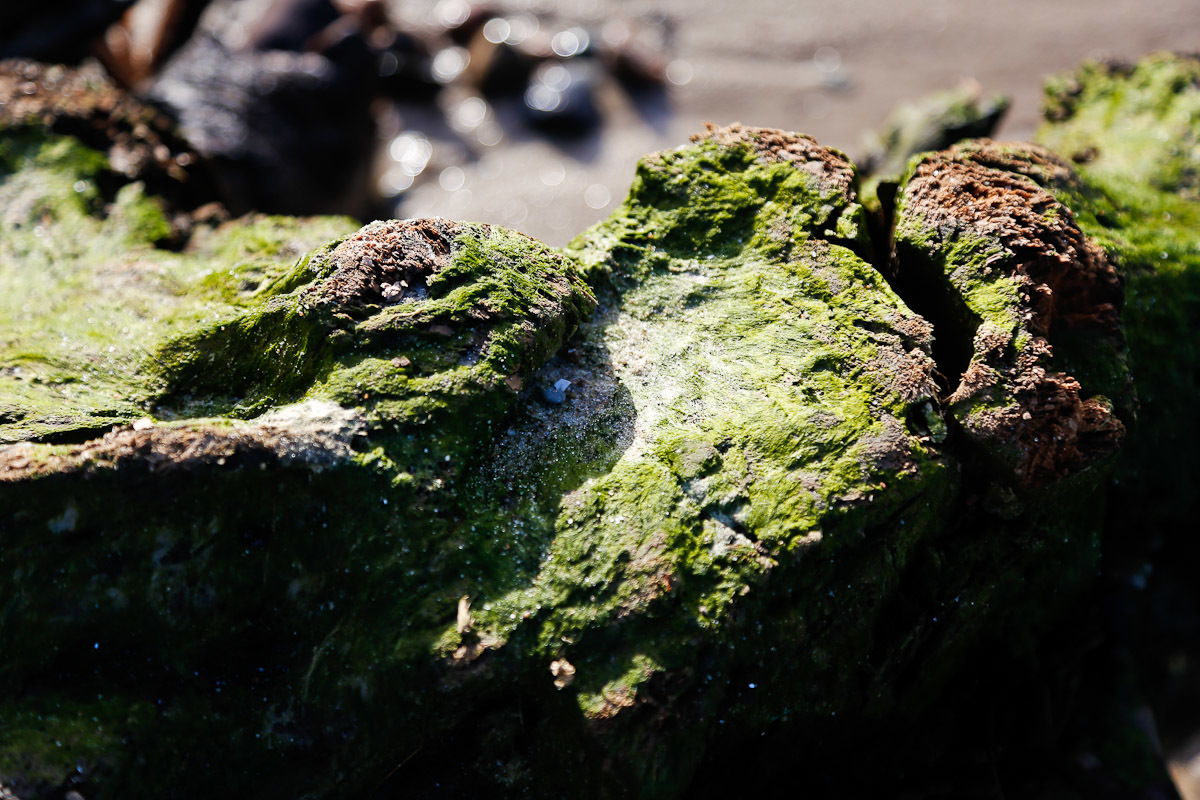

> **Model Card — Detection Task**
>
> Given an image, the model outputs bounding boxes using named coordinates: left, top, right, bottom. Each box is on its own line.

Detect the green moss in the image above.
left=860, top=81, right=1010, bottom=193
left=396, top=128, right=963, bottom=792
left=0, top=695, right=144, bottom=790
left=0, top=129, right=360, bottom=442
left=1036, top=52, right=1200, bottom=531
left=108, top=183, right=173, bottom=245
left=1040, top=53, right=1200, bottom=196
left=148, top=222, right=593, bottom=426
left=570, top=134, right=861, bottom=287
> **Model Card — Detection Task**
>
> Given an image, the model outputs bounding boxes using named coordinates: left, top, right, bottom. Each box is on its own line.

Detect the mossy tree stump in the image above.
left=2, top=53, right=1199, bottom=799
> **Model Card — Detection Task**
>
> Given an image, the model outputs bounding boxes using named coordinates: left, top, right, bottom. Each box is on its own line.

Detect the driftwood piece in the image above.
left=1, top=53, right=1199, bottom=799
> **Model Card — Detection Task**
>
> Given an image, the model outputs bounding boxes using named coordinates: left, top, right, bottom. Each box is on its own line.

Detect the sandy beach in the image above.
left=385, top=0, right=1199, bottom=245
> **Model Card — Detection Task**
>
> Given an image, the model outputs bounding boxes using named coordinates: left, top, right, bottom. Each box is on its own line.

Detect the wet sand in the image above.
left=386, top=0, right=1199, bottom=245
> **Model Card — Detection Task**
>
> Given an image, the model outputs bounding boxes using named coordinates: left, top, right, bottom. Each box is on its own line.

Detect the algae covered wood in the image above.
left=892, top=139, right=1129, bottom=484
left=1036, top=52, right=1200, bottom=535
left=1, top=54, right=1198, bottom=799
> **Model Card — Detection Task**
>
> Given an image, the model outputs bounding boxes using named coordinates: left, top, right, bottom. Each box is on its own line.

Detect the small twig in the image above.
left=375, top=745, right=422, bottom=790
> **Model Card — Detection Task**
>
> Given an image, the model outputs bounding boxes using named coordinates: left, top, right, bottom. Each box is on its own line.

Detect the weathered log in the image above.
left=1, top=53, right=1198, bottom=799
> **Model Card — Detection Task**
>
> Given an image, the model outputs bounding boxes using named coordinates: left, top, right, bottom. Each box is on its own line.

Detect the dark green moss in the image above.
left=859, top=81, right=1010, bottom=200
left=1037, top=52, right=1200, bottom=537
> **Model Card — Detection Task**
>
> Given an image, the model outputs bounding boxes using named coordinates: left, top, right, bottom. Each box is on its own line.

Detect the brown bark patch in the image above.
left=857, top=413, right=924, bottom=476
left=616, top=530, right=676, bottom=618
left=870, top=345, right=939, bottom=404
left=967, top=372, right=1125, bottom=485
left=308, top=218, right=461, bottom=308
left=904, top=152, right=1121, bottom=342
left=902, top=146, right=1127, bottom=486
left=943, top=139, right=1087, bottom=197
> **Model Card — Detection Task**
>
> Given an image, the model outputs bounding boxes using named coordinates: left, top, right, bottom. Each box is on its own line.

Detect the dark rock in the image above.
left=521, top=59, right=600, bottom=134
left=148, top=33, right=375, bottom=216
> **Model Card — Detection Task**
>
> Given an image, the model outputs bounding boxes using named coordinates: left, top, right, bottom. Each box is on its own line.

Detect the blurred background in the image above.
left=4, top=0, right=1197, bottom=245
left=386, top=0, right=1200, bottom=245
